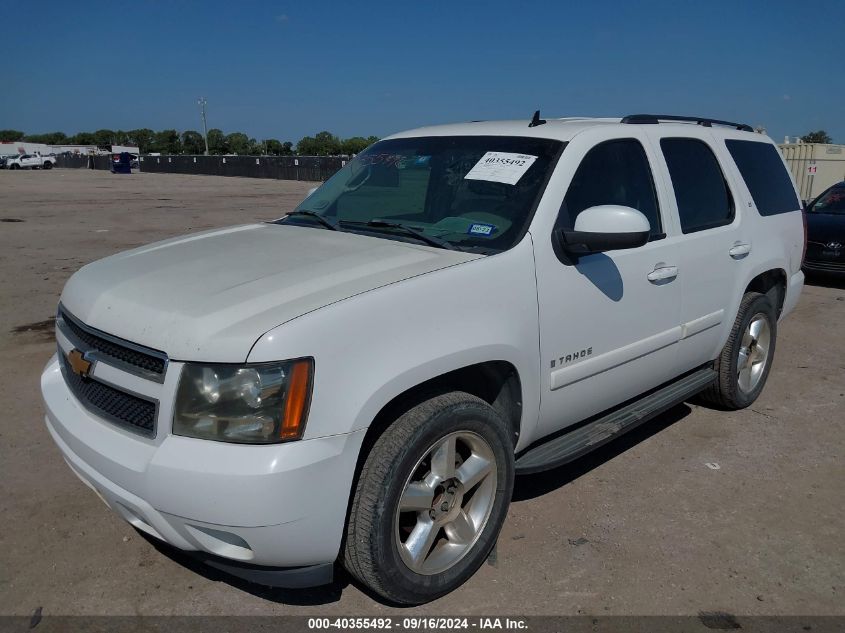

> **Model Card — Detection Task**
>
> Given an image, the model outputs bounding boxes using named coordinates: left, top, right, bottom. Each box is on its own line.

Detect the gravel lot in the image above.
left=1, top=169, right=842, bottom=617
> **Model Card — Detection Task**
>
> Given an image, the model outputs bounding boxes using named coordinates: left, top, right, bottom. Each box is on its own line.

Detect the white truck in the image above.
left=7, top=151, right=55, bottom=169
left=42, top=113, right=805, bottom=604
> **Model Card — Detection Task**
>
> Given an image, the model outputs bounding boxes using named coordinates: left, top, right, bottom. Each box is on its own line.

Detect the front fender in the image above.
left=248, top=237, right=542, bottom=452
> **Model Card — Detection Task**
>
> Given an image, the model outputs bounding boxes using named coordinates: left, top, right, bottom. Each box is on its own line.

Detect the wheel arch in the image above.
left=360, top=361, right=523, bottom=459
left=743, top=267, right=787, bottom=317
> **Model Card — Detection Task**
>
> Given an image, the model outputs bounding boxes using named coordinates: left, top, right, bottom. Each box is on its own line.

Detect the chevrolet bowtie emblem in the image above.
left=67, top=349, right=92, bottom=378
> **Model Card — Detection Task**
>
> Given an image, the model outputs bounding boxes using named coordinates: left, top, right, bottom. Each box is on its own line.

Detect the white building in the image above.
left=779, top=141, right=845, bottom=201
left=0, top=141, right=138, bottom=157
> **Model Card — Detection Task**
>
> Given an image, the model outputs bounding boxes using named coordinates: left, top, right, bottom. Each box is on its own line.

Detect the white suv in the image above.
left=42, top=113, right=805, bottom=604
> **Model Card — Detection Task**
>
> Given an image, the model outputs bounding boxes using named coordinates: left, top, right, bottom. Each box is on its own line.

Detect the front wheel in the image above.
left=43, top=161, right=52, bottom=170
left=700, top=291, right=777, bottom=409
left=10, top=164, right=19, bottom=170
left=344, top=392, right=514, bottom=605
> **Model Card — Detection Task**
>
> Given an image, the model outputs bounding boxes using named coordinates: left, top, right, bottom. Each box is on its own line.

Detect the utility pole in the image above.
left=197, top=97, right=209, bottom=155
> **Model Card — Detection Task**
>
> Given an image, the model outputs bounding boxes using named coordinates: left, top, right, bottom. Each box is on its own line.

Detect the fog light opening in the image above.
left=185, top=524, right=255, bottom=561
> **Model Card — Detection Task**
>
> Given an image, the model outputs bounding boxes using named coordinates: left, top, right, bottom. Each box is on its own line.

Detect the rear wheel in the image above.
left=344, top=392, right=514, bottom=605
left=43, top=161, right=52, bottom=170
left=10, top=164, right=19, bottom=170
left=700, top=291, right=777, bottom=409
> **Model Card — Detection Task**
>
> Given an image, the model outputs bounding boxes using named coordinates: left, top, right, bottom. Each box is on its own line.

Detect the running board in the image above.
left=515, top=367, right=716, bottom=475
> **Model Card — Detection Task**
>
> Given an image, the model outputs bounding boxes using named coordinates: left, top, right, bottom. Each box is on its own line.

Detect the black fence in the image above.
left=54, top=153, right=347, bottom=182
left=55, top=155, right=112, bottom=170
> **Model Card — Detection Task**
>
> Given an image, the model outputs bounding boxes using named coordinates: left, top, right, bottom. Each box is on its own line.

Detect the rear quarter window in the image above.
left=725, top=140, right=800, bottom=216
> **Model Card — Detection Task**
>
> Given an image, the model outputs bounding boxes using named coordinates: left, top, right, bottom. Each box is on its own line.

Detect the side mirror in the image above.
left=557, top=205, right=650, bottom=255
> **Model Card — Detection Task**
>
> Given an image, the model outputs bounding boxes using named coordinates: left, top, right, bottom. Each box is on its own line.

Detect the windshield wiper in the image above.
left=285, top=213, right=459, bottom=250
left=285, top=210, right=339, bottom=231
left=357, top=220, right=457, bottom=250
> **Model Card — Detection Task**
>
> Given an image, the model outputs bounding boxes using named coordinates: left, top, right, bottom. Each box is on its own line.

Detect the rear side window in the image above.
left=559, top=139, right=662, bottom=238
left=661, top=138, right=734, bottom=233
left=725, top=140, right=800, bottom=216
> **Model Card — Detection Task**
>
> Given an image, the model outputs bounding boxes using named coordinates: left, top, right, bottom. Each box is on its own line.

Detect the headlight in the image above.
left=173, top=358, right=313, bottom=444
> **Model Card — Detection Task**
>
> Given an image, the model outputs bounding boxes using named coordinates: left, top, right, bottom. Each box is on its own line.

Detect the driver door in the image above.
left=534, top=130, right=683, bottom=436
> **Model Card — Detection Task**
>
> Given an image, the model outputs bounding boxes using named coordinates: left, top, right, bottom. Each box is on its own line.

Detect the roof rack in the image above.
left=621, top=114, right=753, bottom=132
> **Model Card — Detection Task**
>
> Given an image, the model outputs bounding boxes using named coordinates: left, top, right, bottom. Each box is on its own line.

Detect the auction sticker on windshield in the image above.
left=464, top=151, right=537, bottom=185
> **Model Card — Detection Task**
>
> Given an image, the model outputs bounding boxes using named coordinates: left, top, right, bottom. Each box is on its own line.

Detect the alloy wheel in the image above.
left=737, top=313, right=771, bottom=393
left=394, top=431, right=498, bottom=575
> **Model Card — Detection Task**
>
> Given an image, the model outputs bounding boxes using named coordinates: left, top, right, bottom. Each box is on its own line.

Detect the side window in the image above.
left=559, top=139, right=662, bottom=239
left=725, top=140, right=800, bottom=216
left=660, top=138, right=734, bottom=233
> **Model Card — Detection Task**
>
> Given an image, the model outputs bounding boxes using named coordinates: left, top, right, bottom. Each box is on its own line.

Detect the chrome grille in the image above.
left=57, top=307, right=167, bottom=381
left=803, top=259, right=845, bottom=272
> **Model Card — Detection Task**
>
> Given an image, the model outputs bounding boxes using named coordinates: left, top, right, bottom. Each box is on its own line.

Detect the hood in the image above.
left=806, top=212, right=845, bottom=243
left=61, top=224, right=481, bottom=362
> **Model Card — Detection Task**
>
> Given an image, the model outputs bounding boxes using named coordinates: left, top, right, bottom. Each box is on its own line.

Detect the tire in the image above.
left=344, top=391, right=514, bottom=605
left=43, top=161, right=52, bottom=170
left=10, top=164, right=19, bottom=170
left=700, top=291, right=777, bottom=409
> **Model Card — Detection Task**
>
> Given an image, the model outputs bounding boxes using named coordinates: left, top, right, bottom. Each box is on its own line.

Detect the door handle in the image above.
left=729, top=242, right=752, bottom=258
left=647, top=265, right=678, bottom=283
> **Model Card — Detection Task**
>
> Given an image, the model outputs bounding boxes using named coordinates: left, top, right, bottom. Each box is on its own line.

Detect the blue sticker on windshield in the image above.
left=415, top=156, right=431, bottom=165
left=468, top=223, right=497, bottom=237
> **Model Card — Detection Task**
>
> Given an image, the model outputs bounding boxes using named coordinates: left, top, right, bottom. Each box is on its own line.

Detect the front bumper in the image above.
left=41, top=355, right=365, bottom=582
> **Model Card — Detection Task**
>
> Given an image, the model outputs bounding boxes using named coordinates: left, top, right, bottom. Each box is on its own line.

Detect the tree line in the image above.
left=0, top=128, right=380, bottom=156
left=800, top=130, right=832, bottom=144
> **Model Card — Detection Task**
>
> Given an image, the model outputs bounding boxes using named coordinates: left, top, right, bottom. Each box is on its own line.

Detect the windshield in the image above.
left=280, top=135, right=563, bottom=253
left=808, top=186, right=845, bottom=214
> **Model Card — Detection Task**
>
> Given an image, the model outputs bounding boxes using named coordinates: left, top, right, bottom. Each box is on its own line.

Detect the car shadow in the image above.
left=575, top=252, right=624, bottom=301
left=138, top=402, right=693, bottom=605
left=803, top=270, right=845, bottom=290
left=512, top=403, right=693, bottom=501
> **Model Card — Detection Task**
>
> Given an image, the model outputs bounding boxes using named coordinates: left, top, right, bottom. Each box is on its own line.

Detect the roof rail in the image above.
left=621, top=114, right=753, bottom=132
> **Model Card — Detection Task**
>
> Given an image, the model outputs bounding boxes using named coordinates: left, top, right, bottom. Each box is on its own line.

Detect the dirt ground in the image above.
left=0, top=169, right=842, bottom=617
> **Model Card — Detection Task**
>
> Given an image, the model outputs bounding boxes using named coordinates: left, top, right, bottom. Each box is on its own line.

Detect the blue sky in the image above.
left=1, top=0, right=842, bottom=144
